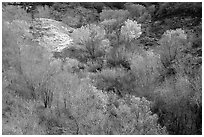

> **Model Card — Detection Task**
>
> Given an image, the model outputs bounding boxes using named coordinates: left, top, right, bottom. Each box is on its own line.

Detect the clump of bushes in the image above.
left=45, top=71, right=167, bottom=134
left=2, top=2, right=201, bottom=135
left=151, top=29, right=202, bottom=135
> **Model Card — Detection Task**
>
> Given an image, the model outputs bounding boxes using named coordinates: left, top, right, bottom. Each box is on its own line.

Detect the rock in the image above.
left=31, top=18, right=74, bottom=52
left=6, top=18, right=74, bottom=53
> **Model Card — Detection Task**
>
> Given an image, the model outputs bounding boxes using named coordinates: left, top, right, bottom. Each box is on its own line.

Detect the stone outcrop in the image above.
left=30, top=18, right=74, bottom=52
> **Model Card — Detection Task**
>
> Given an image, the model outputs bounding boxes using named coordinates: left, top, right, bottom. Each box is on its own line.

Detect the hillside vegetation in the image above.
left=2, top=2, right=202, bottom=135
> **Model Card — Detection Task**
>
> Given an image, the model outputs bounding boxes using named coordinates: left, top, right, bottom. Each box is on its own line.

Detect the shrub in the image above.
left=178, top=29, right=202, bottom=78
left=50, top=4, right=98, bottom=28
left=120, top=19, right=142, bottom=42
left=158, top=28, right=187, bottom=60
left=48, top=70, right=167, bottom=134
left=129, top=50, right=161, bottom=94
left=3, top=19, right=61, bottom=103
left=152, top=70, right=202, bottom=134
left=2, top=89, right=45, bottom=134
left=71, top=24, right=109, bottom=64
left=46, top=72, right=108, bottom=134
left=157, top=29, right=188, bottom=80
left=61, top=16, right=81, bottom=28
left=91, top=68, right=127, bottom=97
left=74, top=6, right=98, bottom=25
left=47, top=71, right=80, bottom=110
left=99, top=10, right=130, bottom=46
left=125, top=3, right=147, bottom=19
left=92, top=49, right=161, bottom=98
left=100, top=19, right=143, bottom=70
left=2, top=5, right=32, bottom=22
left=103, top=94, right=167, bottom=134
left=96, top=48, right=160, bottom=96
left=19, top=44, right=62, bottom=104
left=151, top=28, right=202, bottom=135
left=100, top=9, right=130, bottom=22
left=72, top=24, right=105, bottom=46
left=68, top=80, right=108, bottom=134
left=35, top=5, right=52, bottom=18
left=2, top=21, right=21, bottom=72
left=100, top=19, right=118, bottom=34
left=106, top=46, right=131, bottom=69
left=188, top=66, right=202, bottom=107
left=129, top=49, right=160, bottom=77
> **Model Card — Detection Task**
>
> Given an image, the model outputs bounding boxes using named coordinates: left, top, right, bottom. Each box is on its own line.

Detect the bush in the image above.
left=100, top=9, right=130, bottom=22
left=106, top=46, right=131, bottom=69
left=71, top=24, right=109, bottom=64
left=35, top=5, right=52, bottom=18
left=3, top=5, right=32, bottom=22
left=92, top=68, right=127, bottom=97
left=100, top=19, right=118, bottom=34
left=150, top=28, right=202, bottom=135
left=157, top=29, right=188, bottom=80
left=93, top=48, right=161, bottom=98
left=102, top=94, right=167, bottom=134
left=120, top=19, right=142, bottom=42
left=2, top=88, right=45, bottom=134
left=3, top=2, right=201, bottom=135
left=2, top=21, right=21, bottom=72
left=129, top=49, right=161, bottom=96
left=50, top=4, right=98, bottom=28
left=45, top=68, right=167, bottom=135
left=125, top=3, right=147, bottom=19
left=3, top=19, right=61, bottom=103
left=46, top=72, right=107, bottom=134
left=100, top=19, right=143, bottom=70
left=152, top=69, right=202, bottom=134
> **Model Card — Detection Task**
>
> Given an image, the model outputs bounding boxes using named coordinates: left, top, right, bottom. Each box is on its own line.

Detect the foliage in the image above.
left=35, top=5, right=52, bottom=18
left=150, top=2, right=202, bottom=39
left=157, top=29, right=188, bottom=80
left=50, top=71, right=167, bottom=134
left=50, top=4, right=98, bottom=28
left=2, top=21, right=21, bottom=72
left=100, top=19, right=118, bottom=34
left=152, top=71, right=202, bottom=134
left=125, top=3, right=147, bottom=19
left=2, top=2, right=201, bottom=135
left=72, top=24, right=105, bottom=46
left=75, top=6, right=99, bottom=25
left=99, top=9, right=130, bottom=41
left=100, top=9, right=130, bottom=22
left=155, top=2, right=202, bottom=21
left=100, top=19, right=143, bottom=69
left=2, top=5, right=32, bottom=22
left=105, top=45, right=131, bottom=69
left=45, top=72, right=106, bottom=134
left=42, top=69, right=167, bottom=135
left=129, top=50, right=161, bottom=89
left=68, top=80, right=108, bottom=134
left=189, top=66, right=202, bottom=107
left=3, top=19, right=61, bottom=103
left=121, top=19, right=142, bottom=41
left=61, top=16, right=81, bottom=28
left=103, top=94, right=167, bottom=134
left=180, top=27, right=202, bottom=77
left=151, top=28, right=202, bottom=135
left=93, top=49, right=161, bottom=98
left=92, top=68, right=127, bottom=97
left=71, top=24, right=109, bottom=65
left=2, top=87, right=45, bottom=134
